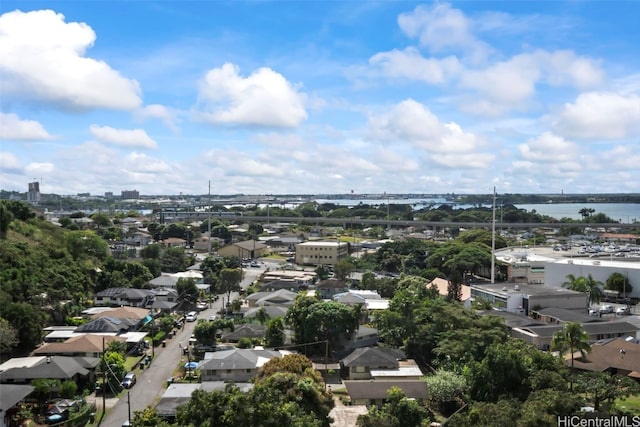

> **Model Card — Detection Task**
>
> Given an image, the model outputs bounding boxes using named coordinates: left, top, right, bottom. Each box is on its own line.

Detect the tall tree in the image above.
left=219, top=268, right=242, bottom=303
left=551, top=322, right=591, bottom=391
left=563, top=274, right=602, bottom=306
left=265, top=317, right=286, bottom=349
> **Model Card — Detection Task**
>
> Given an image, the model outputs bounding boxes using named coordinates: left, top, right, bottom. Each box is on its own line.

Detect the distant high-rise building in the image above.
left=121, top=189, right=140, bottom=200
left=105, top=191, right=114, bottom=198
left=27, top=181, right=40, bottom=204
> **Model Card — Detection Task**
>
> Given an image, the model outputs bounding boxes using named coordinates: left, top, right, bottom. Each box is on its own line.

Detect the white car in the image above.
left=615, top=306, right=630, bottom=315
left=599, top=305, right=614, bottom=314
left=185, top=311, right=198, bottom=322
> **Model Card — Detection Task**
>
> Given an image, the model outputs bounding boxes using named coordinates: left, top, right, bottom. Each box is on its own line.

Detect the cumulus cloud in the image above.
left=0, top=151, right=22, bottom=172
left=196, top=63, right=308, bottom=128
left=518, top=132, right=578, bottom=162
left=0, top=113, right=52, bottom=140
left=90, top=125, right=158, bottom=149
left=135, top=104, right=180, bottom=132
left=460, top=50, right=603, bottom=115
left=0, top=9, right=142, bottom=110
left=369, top=48, right=461, bottom=84
left=397, top=3, right=492, bottom=61
left=552, top=92, right=640, bottom=139
left=368, top=99, right=483, bottom=153
left=25, top=162, right=55, bottom=175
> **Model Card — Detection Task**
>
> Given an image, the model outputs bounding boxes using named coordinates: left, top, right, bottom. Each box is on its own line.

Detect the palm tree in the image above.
left=255, top=307, right=270, bottom=325
left=551, top=322, right=592, bottom=391
left=562, top=274, right=602, bottom=308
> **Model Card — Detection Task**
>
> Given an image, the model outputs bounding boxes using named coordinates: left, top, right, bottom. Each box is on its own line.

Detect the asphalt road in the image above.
left=99, top=264, right=267, bottom=427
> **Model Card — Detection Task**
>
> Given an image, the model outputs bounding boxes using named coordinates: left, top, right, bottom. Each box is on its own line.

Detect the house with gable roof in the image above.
left=340, top=347, right=410, bottom=380
left=244, top=289, right=298, bottom=308
left=0, top=355, right=94, bottom=386
left=199, top=348, right=291, bottom=382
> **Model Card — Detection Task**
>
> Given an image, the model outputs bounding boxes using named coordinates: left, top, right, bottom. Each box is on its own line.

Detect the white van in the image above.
left=185, top=311, right=198, bottom=322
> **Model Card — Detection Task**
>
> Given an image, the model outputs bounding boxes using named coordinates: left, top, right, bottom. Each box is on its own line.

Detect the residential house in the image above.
left=260, top=270, right=316, bottom=286
left=343, top=380, right=428, bottom=407
left=217, top=240, right=268, bottom=259
left=333, top=290, right=390, bottom=322
left=220, top=324, right=266, bottom=343
left=158, top=237, right=187, bottom=248
left=1, top=384, right=34, bottom=427
left=243, top=305, right=289, bottom=321
left=340, top=347, right=407, bottom=380
left=316, top=279, right=349, bottom=300
left=33, top=335, right=126, bottom=358
left=155, top=382, right=254, bottom=420
left=0, top=356, right=93, bottom=386
left=245, top=289, right=298, bottom=308
left=94, top=288, right=154, bottom=307
left=261, top=280, right=308, bottom=293
left=148, top=274, right=180, bottom=289
left=199, top=348, right=290, bottom=382
left=347, top=326, right=381, bottom=350
left=428, top=277, right=472, bottom=307
left=568, top=337, right=640, bottom=379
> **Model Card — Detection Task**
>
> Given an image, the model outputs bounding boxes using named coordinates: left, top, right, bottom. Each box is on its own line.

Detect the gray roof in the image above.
left=0, top=356, right=89, bottom=382
left=96, top=287, right=151, bottom=299
left=535, top=307, right=604, bottom=323
left=75, top=317, right=137, bottom=333
left=522, top=321, right=639, bottom=338
left=0, top=384, right=34, bottom=413
left=200, top=349, right=283, bottom=371
left=155, top=382, right=254, bottom=417
left=221, top=324, right=266, bottom=341
left=246, top=289, right=298, bottom=306
left=479, top=310, right=545, bottom=329
left=317, top=279, right=347, bottom=289
left=341, top=347, right=405, bottom=368
left=149, top=275, right=179, bottom=287
left=243, top=306, right=288, bottom=319
left=343, top=380, right=427, bottom=400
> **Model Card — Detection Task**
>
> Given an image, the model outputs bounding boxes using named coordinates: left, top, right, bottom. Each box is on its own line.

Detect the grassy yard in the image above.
left=617, top=394, right=640, bottom=413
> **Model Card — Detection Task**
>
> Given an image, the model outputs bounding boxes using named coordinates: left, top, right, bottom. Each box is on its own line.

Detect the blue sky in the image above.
left=1, top=1, right=639, bottom=196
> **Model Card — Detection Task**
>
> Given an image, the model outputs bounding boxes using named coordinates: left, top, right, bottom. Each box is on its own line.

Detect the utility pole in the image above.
left=101, top=337, right=106, bottom=413
left=207, top=180, right=212, bottom=255
left=127, top=391, right=132, bottom=426
left=491, top=187, right=496, bottom=284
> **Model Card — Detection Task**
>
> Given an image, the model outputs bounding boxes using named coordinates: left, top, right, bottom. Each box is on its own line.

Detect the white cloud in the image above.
left=0, top=113, right=52, bottom=140
left=369, top=47, right=461, bottom=84
left=553, top=92, right=640, bottom=139
left=0, top=151, right=22, bottom=172
left=368, top=99, right=483, bottom=153
left=89, top=125, right=158, bottom=149
left=460, top=50, right=603, bottom=115
left=25, top=162, right=55, bottom=175
left=196, top=63, right=308, bottom=128
left=0, top=9, right=141, bottom=110
left=518, top=132, right=578, bottom=162
left=135, top=104, right=180, bottom=133
left=397, top=3, right=491, bottom=61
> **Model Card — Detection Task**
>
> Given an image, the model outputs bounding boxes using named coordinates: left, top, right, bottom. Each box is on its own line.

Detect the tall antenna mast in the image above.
left=491, top=187, right=496, bottom=284
left=207, top=180, right=212, bottom=255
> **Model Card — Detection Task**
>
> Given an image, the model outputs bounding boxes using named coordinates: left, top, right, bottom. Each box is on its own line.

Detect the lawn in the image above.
left=617, top=394, right=640, bottom=413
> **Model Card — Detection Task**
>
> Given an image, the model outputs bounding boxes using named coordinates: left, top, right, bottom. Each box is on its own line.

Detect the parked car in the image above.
left=185, top=311, right=198, bottom=322
left=616, top=306, right=630, bottom=315
left=121, top=372, right=136, bottom=389
left=599, top=305, right=614, bottom=314
left=588, top=309, right=599, bottom=317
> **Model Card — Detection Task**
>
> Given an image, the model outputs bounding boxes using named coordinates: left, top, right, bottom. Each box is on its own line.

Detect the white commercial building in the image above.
left=544, top=258, right=640, bottom=299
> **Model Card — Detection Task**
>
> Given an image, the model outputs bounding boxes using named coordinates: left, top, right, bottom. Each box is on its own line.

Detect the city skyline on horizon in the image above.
left=1, top=1, right=639, bottom=195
